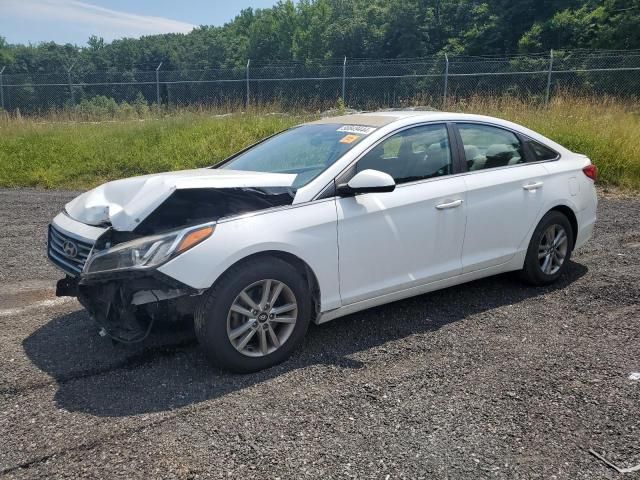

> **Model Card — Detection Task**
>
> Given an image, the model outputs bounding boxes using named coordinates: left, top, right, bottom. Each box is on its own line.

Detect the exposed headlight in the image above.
left=84, top=223, right=215, bottom=275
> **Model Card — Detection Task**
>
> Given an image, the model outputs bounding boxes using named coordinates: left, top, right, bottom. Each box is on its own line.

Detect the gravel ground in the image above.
left=0, top=188, right=638, bottom=479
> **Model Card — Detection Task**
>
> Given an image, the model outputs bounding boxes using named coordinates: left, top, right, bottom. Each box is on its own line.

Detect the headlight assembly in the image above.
left=84, top=224, right=214, bottom=275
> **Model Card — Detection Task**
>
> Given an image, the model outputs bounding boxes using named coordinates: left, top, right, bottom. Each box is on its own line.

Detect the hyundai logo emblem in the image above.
left=62, top=240, right=78, bottom=258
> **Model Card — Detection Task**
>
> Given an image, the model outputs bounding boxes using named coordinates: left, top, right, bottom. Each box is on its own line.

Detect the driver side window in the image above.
left=356, top=124, right=453, bottom=184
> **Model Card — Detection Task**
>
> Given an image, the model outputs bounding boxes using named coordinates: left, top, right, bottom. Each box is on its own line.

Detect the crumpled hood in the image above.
left=65, top=168, right=297, bottom=231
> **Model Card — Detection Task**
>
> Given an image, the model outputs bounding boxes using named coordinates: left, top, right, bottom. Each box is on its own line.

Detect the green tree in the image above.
left=0, top=0, right=639, bottom=82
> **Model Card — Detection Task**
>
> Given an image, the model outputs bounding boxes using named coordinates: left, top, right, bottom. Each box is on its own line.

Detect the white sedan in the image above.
left=48, top=111, right=598, bottom=372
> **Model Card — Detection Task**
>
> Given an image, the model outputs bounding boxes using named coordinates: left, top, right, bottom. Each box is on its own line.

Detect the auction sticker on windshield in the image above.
left=339, top=134, right=361, bottom=144
left=337, top=125, right=377, bottom=135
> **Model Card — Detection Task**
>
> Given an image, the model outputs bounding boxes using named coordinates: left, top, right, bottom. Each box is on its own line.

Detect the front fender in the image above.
left=157, top=200, right=341, bottom=311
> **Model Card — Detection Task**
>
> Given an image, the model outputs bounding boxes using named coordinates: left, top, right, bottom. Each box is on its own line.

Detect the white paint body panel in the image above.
left=65, top=169, right=296, bottom=231
left=347, top=169, right=395, bottom=190
left=52, top=212, right=107, bottom=243
left=157, top=200, right=343, bottom=311
left=461, top=163, right=548, bottom=272
left=52, top=111, right=598, bottom=325
left=541, top=153, right=598, bottom=250
left=336, top=176, right=466, bottom=304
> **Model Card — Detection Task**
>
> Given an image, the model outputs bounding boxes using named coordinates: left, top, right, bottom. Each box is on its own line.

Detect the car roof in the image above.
left=307, top=110, right=529, bottom=128
left=308, top=111, right=427, bottom=127
left=305, top=110, right=568, bottom=154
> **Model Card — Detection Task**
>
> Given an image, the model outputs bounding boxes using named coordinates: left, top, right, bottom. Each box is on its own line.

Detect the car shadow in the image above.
left=22, top=262, right=588, bottom=417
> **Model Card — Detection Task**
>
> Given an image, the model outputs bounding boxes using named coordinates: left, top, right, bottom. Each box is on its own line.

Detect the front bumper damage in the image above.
left=56, top=270, right=202, bottom=343
left=49, top=177, right=298, bottom=343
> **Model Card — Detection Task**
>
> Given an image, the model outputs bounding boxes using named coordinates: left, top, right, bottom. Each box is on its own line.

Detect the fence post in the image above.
left=67, top=62, right=76, bottom=106
left=443, top=53, right=449, bottom=108
left=342, top=56, right=347, bottom=102
left=246, top=59, right=251, bottom=109
left=545, top=49, right=554, bottom=106
left=155, top=62, right=163, bottom=109
left=0, top=66, right=5, bottom=111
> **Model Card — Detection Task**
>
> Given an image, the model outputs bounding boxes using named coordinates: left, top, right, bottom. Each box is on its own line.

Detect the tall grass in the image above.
left=0, top=110, right=306, bottom=189
left=0, top=95, right=638, bottom=190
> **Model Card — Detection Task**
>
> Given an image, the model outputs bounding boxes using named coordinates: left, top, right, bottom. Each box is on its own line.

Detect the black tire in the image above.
left=520, top=210, right=574, bottom=286
left=194, top=256, right=311, bottom=373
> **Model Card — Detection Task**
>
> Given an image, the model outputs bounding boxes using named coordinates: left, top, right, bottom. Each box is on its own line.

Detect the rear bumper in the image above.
left=575, top=188, right=597, bottom=251
left=575, top=213, right=596, bottom=250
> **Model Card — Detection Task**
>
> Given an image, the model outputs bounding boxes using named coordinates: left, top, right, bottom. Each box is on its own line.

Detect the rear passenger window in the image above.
left=527, top=140, right=558, bottom=161
left=357, top=124, right=453, bottom=184
left=458, top=124, right=524, bottom=171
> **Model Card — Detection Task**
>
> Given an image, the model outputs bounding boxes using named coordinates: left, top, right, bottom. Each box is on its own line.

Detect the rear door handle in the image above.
left=523, top=181, right=544, bottom=191
left=436, top=199, right=464, bottom=210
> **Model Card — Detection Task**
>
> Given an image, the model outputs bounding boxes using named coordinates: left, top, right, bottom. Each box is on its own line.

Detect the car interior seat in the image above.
left=358, top=143, right=404, bottom=180
left=465, top=145, right=486, bottom=170
left=423, top=143, right=451, bottom=176
left=484, top=143, right=516, bottom=169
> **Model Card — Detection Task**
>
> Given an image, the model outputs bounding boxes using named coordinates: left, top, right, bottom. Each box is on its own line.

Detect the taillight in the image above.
left=583, top=164, right=597, bottom=181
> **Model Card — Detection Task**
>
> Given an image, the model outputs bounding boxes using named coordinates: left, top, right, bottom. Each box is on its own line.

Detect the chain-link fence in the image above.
left=1, top=49, right=639, bottom=114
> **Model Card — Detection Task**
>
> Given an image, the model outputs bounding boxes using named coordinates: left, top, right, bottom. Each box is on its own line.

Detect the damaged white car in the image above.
left=48, top=112, right=597, bottom=372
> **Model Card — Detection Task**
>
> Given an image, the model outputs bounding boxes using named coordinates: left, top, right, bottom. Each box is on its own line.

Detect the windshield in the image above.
left=218, top=124, right=375, bottom=187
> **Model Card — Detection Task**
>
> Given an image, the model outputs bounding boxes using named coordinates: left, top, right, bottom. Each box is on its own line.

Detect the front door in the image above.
left=336, top=123, right=467, bottom=305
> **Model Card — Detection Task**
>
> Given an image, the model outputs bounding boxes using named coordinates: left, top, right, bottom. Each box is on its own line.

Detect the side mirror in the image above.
left=337, top=169, right=396, bottom=196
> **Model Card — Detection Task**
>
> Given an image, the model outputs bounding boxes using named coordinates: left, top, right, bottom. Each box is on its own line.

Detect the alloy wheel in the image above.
left=538, top=224, right=568, bottom=275
left=226, top=279, right=298, bottom=357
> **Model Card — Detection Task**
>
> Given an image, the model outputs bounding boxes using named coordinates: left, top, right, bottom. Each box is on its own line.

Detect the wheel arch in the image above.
left=214, top=250, right=322, bottom=322
left=519, top=201, right=579, bottom=255
left=549, top=204, right=578, bottom=248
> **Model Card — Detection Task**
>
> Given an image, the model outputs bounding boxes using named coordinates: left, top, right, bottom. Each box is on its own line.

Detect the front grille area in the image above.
left=48, top=224, right=94, bottom=276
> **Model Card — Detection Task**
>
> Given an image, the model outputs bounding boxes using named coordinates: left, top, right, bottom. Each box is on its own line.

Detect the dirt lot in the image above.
left=0, top=188, right=638, bottom=479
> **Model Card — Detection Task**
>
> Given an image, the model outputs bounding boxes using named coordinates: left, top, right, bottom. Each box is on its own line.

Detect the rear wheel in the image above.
left=520, top=211, right=573, bottom=286
left=195, top=257, right=310, bottom=373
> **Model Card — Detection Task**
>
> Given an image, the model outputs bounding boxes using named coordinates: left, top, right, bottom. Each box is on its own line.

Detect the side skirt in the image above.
left=315, top=252, right=526, bottom=324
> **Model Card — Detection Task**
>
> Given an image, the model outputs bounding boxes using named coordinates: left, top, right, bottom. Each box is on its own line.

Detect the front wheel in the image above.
left=520, top=211, right=573, bottom=286
left=195, top=257, right=311, bottom=373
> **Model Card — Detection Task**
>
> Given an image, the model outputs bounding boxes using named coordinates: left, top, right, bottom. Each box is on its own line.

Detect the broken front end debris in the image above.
left=57, top=271, right=201, bottom=343
left=49, top=184, right=297, bottom=343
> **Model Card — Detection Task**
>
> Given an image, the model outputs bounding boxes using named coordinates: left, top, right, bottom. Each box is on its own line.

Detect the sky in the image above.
left=0, top=0, right=283, bottom=45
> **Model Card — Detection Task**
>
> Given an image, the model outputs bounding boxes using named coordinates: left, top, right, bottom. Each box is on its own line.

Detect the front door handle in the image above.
left=523, top=181, right=544, bottom=191
left=436, top=199, right=464, bottom=210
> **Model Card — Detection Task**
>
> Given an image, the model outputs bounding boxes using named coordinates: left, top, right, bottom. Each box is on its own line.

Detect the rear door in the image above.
left=455, top=122, right=549, bottom=273
left=336, top=123, right=467, bottom=305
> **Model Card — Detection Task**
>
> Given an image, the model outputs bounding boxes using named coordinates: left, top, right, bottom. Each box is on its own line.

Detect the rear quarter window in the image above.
left=527, top=140, right=559, bottom=161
